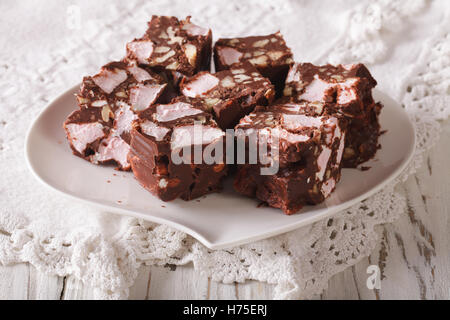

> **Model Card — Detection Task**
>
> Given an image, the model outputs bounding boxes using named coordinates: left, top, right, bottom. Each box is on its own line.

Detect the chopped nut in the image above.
left=331, top=75, right=344, bottom=81
left=231, top=69, right=245, bottom=74
left=227, top=39, right=239, bottom=46
left=155, top=50, right=176, bottom=63
left=101, top=105, right=113, bottom=122
left=252, top=39, right=270, bottom=47
left=285, top=57, right=294, bottom=64
left=167, top=26, right=183, bottom=45
left=283, top=86, right=292, bottom=96
left=213, top=164, right=225, bottom=172
left=253, top=50, right=265, bottom=57
left=325, top=169, right=331, bottom=179
left=310, top=101, right=324, bottom=114
left=234, top=74, right=251, bottom=83
left=91, top=100, right=108, bottom=107
left=168, top=36, right=184, bottom=45
left=204, top=97, right=221, bottom=107
left=248, top=55, right=268, bottom=67
left=154, top=46, right=171, bottom=53
left=294, top=81, right=305, bottom=91
left=267, top=51, right=283, bottom=61
left=159, top=31, right=169, bottom=39
left=220, top=76, right=235, bottom=88
left=343, top=147, right=355, bottom=159
left=196, top=115, right=207, bottom=123
left=270, top=37, right=277, bottom=43
left=183, top=43, right=197, bottom=66
left=243, top=52, right=252, bottom=59
left=115, top=91, right=128, bottom=98
left=77, top=96, right=90, bottom=104
left=166, top=61, right=179, bottom=70
left=264, top=88, right=275, bottom=100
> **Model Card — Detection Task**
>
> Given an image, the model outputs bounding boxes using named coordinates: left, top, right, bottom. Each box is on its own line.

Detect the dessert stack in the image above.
left=64, top=16, right=382, bottom=214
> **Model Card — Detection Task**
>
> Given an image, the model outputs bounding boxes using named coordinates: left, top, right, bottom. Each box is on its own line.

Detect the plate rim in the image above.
left=25, top=85, right=416, bottom=250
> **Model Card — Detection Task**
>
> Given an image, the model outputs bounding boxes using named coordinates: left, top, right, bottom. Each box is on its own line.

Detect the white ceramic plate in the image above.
left=26, top=87, right=415, bottom=249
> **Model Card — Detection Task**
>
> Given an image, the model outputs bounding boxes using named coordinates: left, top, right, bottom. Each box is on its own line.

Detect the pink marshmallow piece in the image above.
left=181, top=73, right=219, bottom=98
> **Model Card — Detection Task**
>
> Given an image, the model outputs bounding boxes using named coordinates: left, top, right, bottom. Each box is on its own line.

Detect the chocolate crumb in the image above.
left=257, top=201, right=269, bottom=208
left=164, top=263, right=177, bottom=271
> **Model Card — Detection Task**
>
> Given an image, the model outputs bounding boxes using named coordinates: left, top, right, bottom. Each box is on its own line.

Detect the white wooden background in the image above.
left=1, top=119, right=449, bottom=300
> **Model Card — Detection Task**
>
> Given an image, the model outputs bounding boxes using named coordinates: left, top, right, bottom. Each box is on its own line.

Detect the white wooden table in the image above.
left=1, top=119, right=449, bottom=300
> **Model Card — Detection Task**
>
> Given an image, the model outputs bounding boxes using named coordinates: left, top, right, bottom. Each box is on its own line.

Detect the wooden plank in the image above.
left=233, top=280, right=274, bottom=300
left=28, top=266, right=64, bottom=300
left=323, top=119, right=450, bottom=300
left=0, top=264, right=29, bottom=300
left=129, top=265, right=152, bottom=300
left=322, top=262, right=375, bottom=300
left=146, top=263, right=209, bottom=299
left=208, top=279, right=238, bottom=300
left=61, top=276, right=95, bottom=300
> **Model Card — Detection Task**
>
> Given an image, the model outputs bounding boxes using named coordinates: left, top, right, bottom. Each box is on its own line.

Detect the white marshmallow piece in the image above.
left=182, top=22, right=209, bottom=36
left=336, top=132, right=345, bottom=164
left=129, top=84, right=166, bottom=112
left=218, top=47, right=243, bottom=66
left=127, top=62, right=154, bottom=82
left=155, top=102, right=203, bottom=122
left=140, top=120, right=170, bottom=141
left=127, top=40, right=154, bottom=64
left=299, top=75, right=335, bottom=103
left=181, top=73, right=219, bottom=98
left=316, top=146, right=332, bottom=181
left=65, top=122, right=105, bottom=154
left=114, top=102, right=137, bottom=136
left=337, top=79, right=358, bottom=104
left=286, top=64, right=301, bottom=82
left=92, top=136, right=130, bottom=168
left=281, top=114, right=324, bottom=131
left=92, top=68, right=128, bottom=94
left=171, top=125, right=224, bottom=150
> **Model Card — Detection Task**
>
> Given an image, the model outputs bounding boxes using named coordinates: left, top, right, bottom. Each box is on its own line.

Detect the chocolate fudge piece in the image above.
left=343, top=103, right=382, bottom=167
left=129, top=101, right=227, bottom=201
left=177, top=63, right=275, bottom=130
left=214, top=32, right=293, bottom=96
left=126, top=16, right=212, bottom=78
left=234, top=102, right=346, bottom=214
left=283, top=62, right=381, bottom=167
left=64, top=60, right=167, bottom=170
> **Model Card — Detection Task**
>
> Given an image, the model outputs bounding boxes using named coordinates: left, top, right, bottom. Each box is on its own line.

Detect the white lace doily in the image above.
left=0, top=0, right=449, bottom=299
